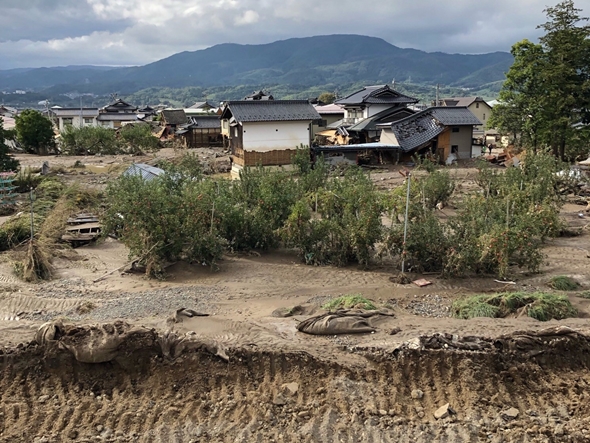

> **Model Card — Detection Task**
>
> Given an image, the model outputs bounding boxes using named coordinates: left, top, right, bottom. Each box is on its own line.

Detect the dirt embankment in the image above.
left=2, top=328, right=590, bottom=443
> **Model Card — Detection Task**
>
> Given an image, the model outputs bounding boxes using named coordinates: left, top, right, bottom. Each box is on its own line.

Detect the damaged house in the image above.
left=379, top=106, right=482, bottom=162
left=323, top=84, right=418, bottom=144
left=220, top=100, right=320, bottom=176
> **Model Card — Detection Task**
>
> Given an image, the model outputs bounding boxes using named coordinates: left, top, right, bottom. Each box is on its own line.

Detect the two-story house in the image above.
left=220, top=100, right=320, bottom=177
left=440, top=97, right=492, bottom=136
left=332, top=85, right=419, bottom=143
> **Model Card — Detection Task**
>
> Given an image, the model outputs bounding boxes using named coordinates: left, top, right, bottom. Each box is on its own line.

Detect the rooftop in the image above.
left=386, top=107, right=481, bottom=152
left=335, top=85, right=418, bottom=107
left=161, top=109, right=188, bottom=126
left=220, top=100, right=320, bottom=123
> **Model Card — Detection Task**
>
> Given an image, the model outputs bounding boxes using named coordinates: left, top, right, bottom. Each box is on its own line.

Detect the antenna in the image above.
left=435, top=84, right=440, bottom=107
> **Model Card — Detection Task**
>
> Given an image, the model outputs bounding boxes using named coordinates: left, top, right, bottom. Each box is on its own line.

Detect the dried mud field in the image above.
left=1, top=152, right=590, bottom=442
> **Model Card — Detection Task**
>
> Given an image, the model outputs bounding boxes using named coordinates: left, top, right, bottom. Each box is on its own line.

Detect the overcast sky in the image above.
left=1, top=0, right=588, bottom=69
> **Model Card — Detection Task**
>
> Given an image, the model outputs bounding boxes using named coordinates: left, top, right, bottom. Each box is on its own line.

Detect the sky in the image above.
left=0, top=0, right=589, bottom=70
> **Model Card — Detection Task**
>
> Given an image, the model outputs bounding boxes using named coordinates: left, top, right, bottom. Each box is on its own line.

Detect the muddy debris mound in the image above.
left=1, top=325, right=590, bottom=442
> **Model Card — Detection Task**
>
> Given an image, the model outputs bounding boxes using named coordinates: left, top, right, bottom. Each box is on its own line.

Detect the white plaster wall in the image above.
left=379, top=129, right=399, bottom=145
left=58, top=116, right=98, bottom=132
left=242, top=121, right=310, bottom=152
left=365, top=104, right=391, bottom=118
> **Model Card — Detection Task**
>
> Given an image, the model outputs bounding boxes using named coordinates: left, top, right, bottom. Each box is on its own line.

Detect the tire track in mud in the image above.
left=0, top=294, right=81, bottom=320
left=1, top=346, right=590, bottom=442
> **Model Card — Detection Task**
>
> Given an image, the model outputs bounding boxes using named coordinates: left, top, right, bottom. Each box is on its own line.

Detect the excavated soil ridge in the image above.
left=1, top=327, right=590, bottom=442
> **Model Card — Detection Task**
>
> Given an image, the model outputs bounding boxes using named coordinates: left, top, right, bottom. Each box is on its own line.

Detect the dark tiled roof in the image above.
left=389, top=107, right=481, bottom=152
left=335, top=85, right=418, bottom=106
left=221, top=100, right=320, bottom=123
left=244, top=90, right=274, bottom=101
left=102, top=99, right=137, bottom=113
left=188, top=101, right=215, bottom=109
left=430, top=107, right=482, bottom=126
left=188, top=115, right=221, bottom=129
left=442, top=96, right=489, bottom=107
left=162, top=109, right=188, bottom=125
left=348, top=106, right=415, bottom=132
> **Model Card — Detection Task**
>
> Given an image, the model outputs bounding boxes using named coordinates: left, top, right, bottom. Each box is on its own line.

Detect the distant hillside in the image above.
left=0, top=35, right=511, bottom=95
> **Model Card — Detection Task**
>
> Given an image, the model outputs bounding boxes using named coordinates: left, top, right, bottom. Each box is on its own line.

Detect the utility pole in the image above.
left=401, top=173, right=411, bottom=274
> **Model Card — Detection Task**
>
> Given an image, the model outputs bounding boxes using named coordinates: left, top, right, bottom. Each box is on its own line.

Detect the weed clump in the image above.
left=548, top=275, right=580, bottom=291
left=452, top=291, right=577, bottom=321
left=14, top=239, right=53, bottom=282
left=322, top=294, right=377, bottom=311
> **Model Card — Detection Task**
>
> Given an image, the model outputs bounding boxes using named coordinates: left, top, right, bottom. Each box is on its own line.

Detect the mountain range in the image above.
left=0, top=35, right=511, bottom=96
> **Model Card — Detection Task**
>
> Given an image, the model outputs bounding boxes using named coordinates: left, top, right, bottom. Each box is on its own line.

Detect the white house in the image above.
left=50, top=106, right=100, bottom=132
left=220, top=100, right=320, bottom=177
left=334, top=85, right=418, bottom=126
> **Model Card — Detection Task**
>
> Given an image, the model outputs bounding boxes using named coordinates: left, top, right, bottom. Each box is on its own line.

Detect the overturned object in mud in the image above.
left=36, top=320, right=157, bottom=363
left=167, top=308, right=209, bottom=325
left=158, top=329, right=229, bottom=362
left=296, top=309, right=394, bottom=335
left=395, top=326, right=589, bottom=358
left=271, top=304, right=316, bottom=318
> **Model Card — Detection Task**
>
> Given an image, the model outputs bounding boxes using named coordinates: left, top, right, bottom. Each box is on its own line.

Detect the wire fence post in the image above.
left=401, top=173, right=411, bottom=273
left=29, top=187, right=34, bottom=241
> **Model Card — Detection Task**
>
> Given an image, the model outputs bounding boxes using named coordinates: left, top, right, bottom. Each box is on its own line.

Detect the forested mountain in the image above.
left=0, top=35, right=511, bottom=95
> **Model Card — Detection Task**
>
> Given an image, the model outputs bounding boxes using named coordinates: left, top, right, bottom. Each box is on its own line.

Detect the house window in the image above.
left=476, top=103, right=480, bottom=109
left=63, top=118, right=73, bottom=126
left=234, top=127, right=238, bottom=137
left=452, top=127, right=460, bottom=133
left=483, top=113, right=486, bottom=120
left=84, top=118, right=93, bottom=124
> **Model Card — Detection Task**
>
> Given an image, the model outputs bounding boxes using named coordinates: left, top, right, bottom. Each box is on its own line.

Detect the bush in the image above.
left=548, top=275, right=580, bottom=291
left=103, top=174, right=226, bottom=278
left=322, top=294, right=376, bottom=311
left=282, top=168, right=383, bottom=266
left=118, top=124, right=160, bottom=154
left=60, top=126, right=118, bottom=155
left=452, top=291, right=577, bottom=321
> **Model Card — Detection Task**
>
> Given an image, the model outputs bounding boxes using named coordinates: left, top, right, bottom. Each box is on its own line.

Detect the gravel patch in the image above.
left=23, top=285, right=219, bottom=322
left=402, top=294, right=451, bottom=318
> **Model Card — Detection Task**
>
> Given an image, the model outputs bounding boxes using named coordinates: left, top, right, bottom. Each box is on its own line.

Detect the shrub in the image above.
left=60, top=126, right=118, bottom=155
left=13, top=168, right=42, bottom=193
left=282, top=168, right=383, bottom=266
left=118, top=124, right=160, bottom=154
left=548, top=275, right=580, bottom=291
left=103, top=173, right=226, bottom=278
left=452, top=291, right=577, bottom=321
left=322, top=294, right=377, bottom=311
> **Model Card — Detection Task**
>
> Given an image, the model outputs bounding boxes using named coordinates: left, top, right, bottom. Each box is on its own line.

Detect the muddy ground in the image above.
left=0, top=149, right=589, bottom=442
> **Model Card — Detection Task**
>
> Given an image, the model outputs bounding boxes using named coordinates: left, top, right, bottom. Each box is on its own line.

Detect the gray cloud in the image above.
left=0, top=0, right=586, bottom=69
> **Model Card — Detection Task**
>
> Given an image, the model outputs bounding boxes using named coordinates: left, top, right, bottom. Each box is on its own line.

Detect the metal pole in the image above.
left=401, top=173, right=411, bottom=273
left=29, top=187, right=34, bottom=240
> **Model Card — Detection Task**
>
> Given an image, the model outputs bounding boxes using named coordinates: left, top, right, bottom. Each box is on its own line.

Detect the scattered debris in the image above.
left=411, top=389, right=424, bottom=400
left=434, top=403, right=455, bottom=419
left=501, top=407, right=520, bottom=421
left=412, top=279, right=432, bottom=288
left=61, top=213, right=101, bottom=247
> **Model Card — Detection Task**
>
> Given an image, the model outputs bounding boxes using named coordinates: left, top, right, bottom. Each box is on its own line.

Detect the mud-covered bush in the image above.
left=282, top=168, right=383, bottom=266
left=452, top=291, right=577, bottom=321
left=60, top=126, right=119, bottom=155
left=104, top=174, right=226, bottom=278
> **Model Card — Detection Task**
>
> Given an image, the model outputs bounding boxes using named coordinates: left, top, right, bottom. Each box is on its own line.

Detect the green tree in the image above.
left=118, top=124, right=159, bottom=154
left=317, top=92, right=336, bottom=104
left=15, top=109, right=55, bottom=155
left=60, top=125, right=118, bottom=155
left=490, top=1, right=590, bottom=159
left=0, top=118, right=19, bottom=172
